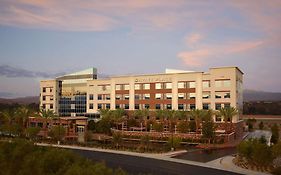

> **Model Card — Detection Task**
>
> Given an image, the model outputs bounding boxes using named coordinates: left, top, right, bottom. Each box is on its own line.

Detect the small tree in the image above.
left=202, top=121, right=215, bottom=144
left=177, top=121, right=189, bottom=133
left=26, top=127, right=40, bottom=141
left=258, top=121, right=264, bottom=130
left=140, top=134, right=150, bottom=151
left=188, top=121, right=196, bottom=132
left=48, top=125, right=66, bottom=144
left=167, top=137, right=182, bottom=151
left=112, top=132, right=123, bottom=149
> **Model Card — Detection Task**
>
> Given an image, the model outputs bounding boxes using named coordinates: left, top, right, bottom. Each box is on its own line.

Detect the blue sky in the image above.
left=0, top=0, right=281, bottom=97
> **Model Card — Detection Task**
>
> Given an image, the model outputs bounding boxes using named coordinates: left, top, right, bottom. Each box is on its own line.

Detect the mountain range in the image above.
left=0, top=89, right=280, bottom=104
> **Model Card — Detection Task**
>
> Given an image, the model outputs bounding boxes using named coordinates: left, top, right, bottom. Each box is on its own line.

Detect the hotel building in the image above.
left=40, top=67, right=243, bottom=122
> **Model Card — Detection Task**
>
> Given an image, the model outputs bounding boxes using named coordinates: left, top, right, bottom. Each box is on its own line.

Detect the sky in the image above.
left=0, top=0, right=281, bottom=98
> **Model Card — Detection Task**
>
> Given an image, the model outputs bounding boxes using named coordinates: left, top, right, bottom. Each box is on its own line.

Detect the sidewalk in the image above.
left=206, top=155, right=271, bottom=175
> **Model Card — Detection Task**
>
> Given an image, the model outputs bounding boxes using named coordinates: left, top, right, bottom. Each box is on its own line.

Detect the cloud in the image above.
left=178, top=40, right=263, bottom=67
left=0, top=65, right=65, bottom=78
left=185, top=33, right=203, bottom=46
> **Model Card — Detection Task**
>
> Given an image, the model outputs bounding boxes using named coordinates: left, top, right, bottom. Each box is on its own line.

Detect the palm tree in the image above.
left=1, top=109, right=17, bottom=136
left=190, top=109, right=204, bottom=133
left=38, top=109, right=58, bottom=119
left=16, top=106, right=35, bottom=137
left=218, top=107, right=238, bottom=123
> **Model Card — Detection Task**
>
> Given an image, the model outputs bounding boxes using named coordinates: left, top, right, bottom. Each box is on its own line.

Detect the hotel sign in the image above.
left=135, top=77, right=172, bottom=83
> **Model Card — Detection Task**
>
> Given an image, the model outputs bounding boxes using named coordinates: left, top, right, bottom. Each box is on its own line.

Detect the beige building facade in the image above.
left=86, top=67, right=243, bottom=122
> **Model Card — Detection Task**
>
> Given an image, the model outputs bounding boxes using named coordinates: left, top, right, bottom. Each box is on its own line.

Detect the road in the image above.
left=72, top=149, right=242, bottom=175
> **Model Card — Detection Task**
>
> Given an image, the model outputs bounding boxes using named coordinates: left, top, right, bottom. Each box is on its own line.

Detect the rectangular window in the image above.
left=224, top=103, right=230, bottom=108
left=106, top=104, right=110, bottom=109
left=98, top=95, right=102, bottom=100
left=98, top=104, right=102, bottom=109
left=144, top=104, right=150, bottom=109
left=135, top=104, right=140, bottom=110
left=124, top=84, right=130, bottom=90
left=166, top=104, right=172, bottom=110
left=124, top=94, right=130, bottom=100
left=105, top=94, right=111, bottom=100
left=215, top=80, right=222, bottom=88
left=188, top=93, right=196, bottom=99
left=224, top=92, right=230, bottom=98
left=155, top=83, right=162, bottom=89
left=115, top=104, right=120, bottom=109
left=89, top=94, right=94, bottom=100
left=178, top=104, right=184, bottom=110
left=50, top=104, right=53, bottom=109
left=155, top=93, right=162, bottom=99
left=143, top=83, right=150, bottom=90
left=43, top=96, right=46, bottom=101
left=43, top=87, right=46, bottom=93
left=115, top=94, right=122, bottom=100
left=135, top=94, right=140, bottom=100
left=42, top=104, right=46, bottom=109
left=105, top=85, right=111, bottom=91
left=202, top=92, right=210, bottom=99
left=50, top=88, right=53, bottom=93
left=155, top=104, right=161, bottom=110
left=134, top=84, right=141, bottom=90
left=203, top=103, right=210, bottom=110
left=50, top=96, right=54, bottom=101
left=165, top=93, right=172, bottom=100
left=165, top=82, right=172, bottom=89
left=223, top=80, right=231, bottom=87
left=124, top=104, right=129, bottom=109
left=178, top=82, right=186, bottom=89
left=190, top=104, right=196, bottom=110
left=178, top=93, right=185, bottom=99
left=215, top=93, right=222, bottom=99
left=144, top=94, right=150, bottom=100
left=89, top=103, right=93, bottom=109
left=115, top=84, right=122, bottom=90
left=203, top=81, right=210, bottom=88
left=215, top=103, right=222, bottom=110
left=189, top=82, right=196, bottom=88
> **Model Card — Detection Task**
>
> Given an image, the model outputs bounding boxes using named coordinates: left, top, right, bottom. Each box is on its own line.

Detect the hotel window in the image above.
left=144, top=104, right=150, bottom=109
left=50, top=88, right=53, bottom=93
left=224, top=92, right=230, bottom=98
left=98, top=95, right=102, bottom=100
left=178, top=82, right=186, bottom=89
left=215, top=80, right=222, bottom=88
left=43, top=87, right=46, bottom=93
left=115, top=84, right=122, bottom=90
left=124, top=84, right=130, bottom=90
left=115, top=104, right=120, bottom=109
left=215, top=92, right=222, bottom=99
left=155, top=83, right=162, bottom=89
left=203, top=103, right=210, bottom=110
left=215, top=115, right=222, bottom=122
left=135, top=94, right=140, bottom=100
left=203, top=81, right=210, bottom=88
left=89, top=103, right=93, bottom=109
left=189, top=82, right=196, bottom=88
left=166, top=104, right=172, bottom=110
left=155, top=93, right=162, bottom=99
left=190, top=104, right=196, bottom=110
left=50, top=96, right=54, bottom=101
left=215, top=103, right=222, bottom=110
left=98, top=104, right=102, bottom=109
left=156, top=104, right=161, bottom=110
left=42, top=104, right=46, bottom=109
left=89, top=94, right=94, bottom=100
left=144, top=94, right=150, bottom=100
left=143, top=83, right=150, bottom=90
left=188, top=93, right=196, bottom=99
left=178, top=104, right=184, bottom=110
left=165, top=82, right=172, bottom=89
left=105, top=94, right=110, bottom=100
left=124, top=94, right=130, bottom=100
left=106, top=104, right=110, bottom=109
left=115, top=94, right=122, bottom=100
left=165, top=93, right=172, bottom=100
left=50, top=104, right=53, bottom=109
left=43, top=96, right=46, bottom=101
left=134, top=84, right=141, bottom=90
left=135, top=104, right=140, bottom=110
left=125, top=104, right=129, bottom=109
left=224, top=103, right=231, bottom=109
left=223, top=80, right=231, bottom=87
left=202, top=92, right=210, bottom=99
left=178, top=93, right=185, bottom=99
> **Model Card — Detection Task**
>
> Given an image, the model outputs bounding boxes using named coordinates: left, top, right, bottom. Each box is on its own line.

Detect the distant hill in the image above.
left=243, top=89, right=281, bottom=102
left=0, top=89, right=280, bottom=104
left=0, top=96, right=39, bottom=104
